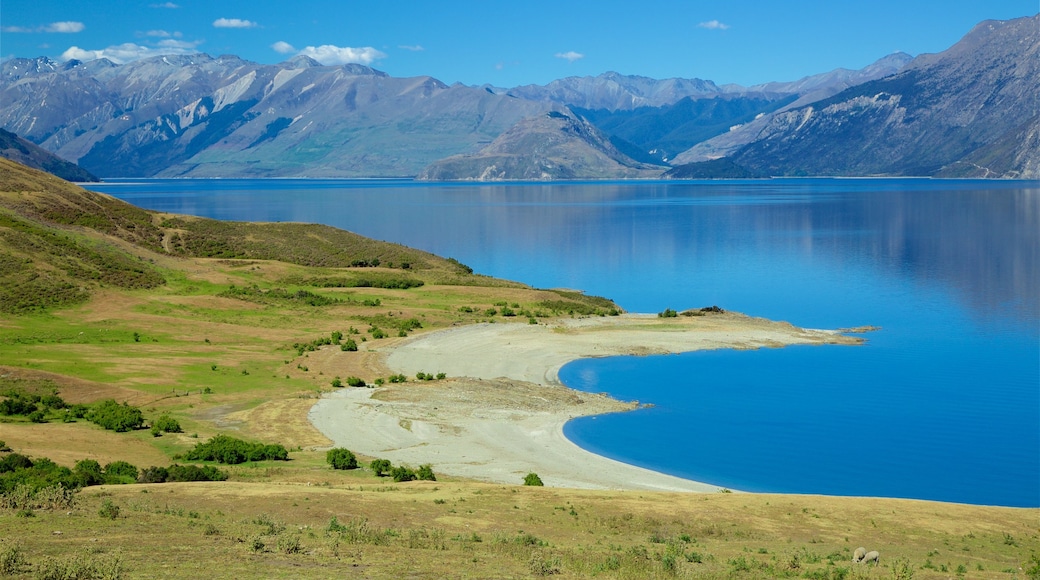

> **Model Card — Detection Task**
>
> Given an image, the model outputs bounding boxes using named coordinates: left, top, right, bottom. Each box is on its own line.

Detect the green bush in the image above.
left=73, top=459, right=104, bottom=487
left=658, top=308, right=678, bottom=318
left=523, top=472, right=544, bottom=486
left=416, top=464, right=436, bottom=481
left=345, top=377, right=366, bottom=387
left=184, top=435, right=289, bottom=464
left=341, top=338, right=358, bottom=352
left=98, top=499, right=120, bottom=519
left=326, top=448, right=358, bottom=470
left=370, top=459, right=392, bottom=476
left=103, top=461, right=138, bottom=484
left=136, top=464, right=228, bottom=483
left=391, top=466, right=417, bottom=482
left=86, top=400, right=144, bottom=432
left=152, top=414, right=182, bottom=434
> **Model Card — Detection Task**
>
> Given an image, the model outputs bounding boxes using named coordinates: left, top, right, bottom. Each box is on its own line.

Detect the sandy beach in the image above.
left=309, top=312, right=863, bottom=490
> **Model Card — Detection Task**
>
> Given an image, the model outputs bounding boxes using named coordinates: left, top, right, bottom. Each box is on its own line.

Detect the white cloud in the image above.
left=398, top=44, right=424, bottom=52
left=271, top=41, right=296, bottom=54
left=554, top=51, right=584, bottom=63
left=213, top=18, right=258, bottom=29
left=697, top=20, right=730, bottom=30
left=60, top=40, right=202, bottom=64
left=150, top=2, right=180, bottom=7
left=295, top=45, right=386, bottom=66
left=3, top=21, right=85, bottom=33
left=143, top=29, right=182, bottom=38
left=46, top=21, right=85, bottom=33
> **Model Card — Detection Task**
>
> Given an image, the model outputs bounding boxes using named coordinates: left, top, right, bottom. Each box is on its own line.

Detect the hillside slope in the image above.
left=0, top=158, right=478, bottom=313
left=0, top=128, right=98, bottom=182
left=417, top=110, right=665, bottom=180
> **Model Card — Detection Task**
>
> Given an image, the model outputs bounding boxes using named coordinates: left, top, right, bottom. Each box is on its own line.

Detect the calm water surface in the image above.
left=92, top=178, right=1040, bottom=507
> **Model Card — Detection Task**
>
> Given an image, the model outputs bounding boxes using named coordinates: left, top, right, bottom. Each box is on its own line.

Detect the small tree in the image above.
left=391, top=466, right=416, bottom=482
left=523, top=472, right=544, bottom=486
left=370, top=458, right=392, bottom=476
left=341, top=338, right=358, bottom=352
left=417, top=464, right=436, bottom=481
left=326, top=448, right=358, bottom=470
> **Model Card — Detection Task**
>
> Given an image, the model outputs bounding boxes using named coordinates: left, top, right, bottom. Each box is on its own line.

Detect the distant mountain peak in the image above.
left=282, top=55, right=323, bottom=69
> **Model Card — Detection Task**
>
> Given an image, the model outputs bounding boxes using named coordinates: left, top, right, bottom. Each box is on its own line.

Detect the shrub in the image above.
left=416, top=464, right=436, bottom=481
left=73, top=459, right=104, bottom=487
left=103, top=461, right=138, bottom=484
left=658, top=308, right=678, bottom=318
left=166, top=464, right=229, bottom=482
left=86, top=400, right=144, bottom=432
left=326, top=448, right=358, bottom=470
left=152, top=414, right=182, bottom=434
left=331, top=378, right=342, bottom=388
left=341, top=338, right=357, bottom=352
left=370, top=459, right=392, bottom=476
left=137, top=466, right=169, bottom=483
left=391, top=466, right=416, bottom=482
left=388, top=374, right=407, bottom=383
left=98, top=499, right=120, bottom=520
left=523, top=472, right=544, bottom=486
left=184, top=435, right=289, bottom=465
left=345, top=377, right=366, bottom=387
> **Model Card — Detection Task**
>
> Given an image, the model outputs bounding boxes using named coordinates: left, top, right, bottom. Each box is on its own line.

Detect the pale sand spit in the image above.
left=309, top=312, right=863, bottom=491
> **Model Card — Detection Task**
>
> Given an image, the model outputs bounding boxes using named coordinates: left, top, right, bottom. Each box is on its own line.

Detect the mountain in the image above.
left=507, top=72, right=723, bottom=110
left=669, top=15, right=1039, bottom=178
left=0, top=128, right=99, bottom=182
left=1, top=54, right=548, bottom=178
left=672, top=53, right=913, bottom=165
left=416, top=110, right=665, bottom=180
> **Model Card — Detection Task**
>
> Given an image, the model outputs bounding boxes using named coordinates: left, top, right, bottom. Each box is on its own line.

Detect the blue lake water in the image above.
left=91, top=178, right=1040, bottom=507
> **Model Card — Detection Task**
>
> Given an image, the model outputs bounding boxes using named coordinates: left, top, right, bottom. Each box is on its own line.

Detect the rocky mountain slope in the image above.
left=670, top=15, right=1039, bottom=178
left=417, top=110, right=665, bottom=180
left=1, top=55, right=548, bottom=178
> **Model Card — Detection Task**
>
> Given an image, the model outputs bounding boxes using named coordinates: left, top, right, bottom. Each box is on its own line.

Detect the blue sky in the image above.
left=1, top=1, right=1035, bottom=87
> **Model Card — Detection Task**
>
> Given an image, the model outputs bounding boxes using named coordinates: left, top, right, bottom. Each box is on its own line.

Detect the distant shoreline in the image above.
left=309, top=313, right=861, bottom=490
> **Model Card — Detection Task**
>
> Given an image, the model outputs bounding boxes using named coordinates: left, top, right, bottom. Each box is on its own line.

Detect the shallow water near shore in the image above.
left=93, top=178, right=1039, bottom=507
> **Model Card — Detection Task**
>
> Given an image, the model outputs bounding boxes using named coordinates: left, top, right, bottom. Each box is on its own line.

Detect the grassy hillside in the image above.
left=0, top=159, right=1036, bottom=579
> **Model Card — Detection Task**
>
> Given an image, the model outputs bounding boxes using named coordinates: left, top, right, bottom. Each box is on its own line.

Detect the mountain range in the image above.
left=1, top=14, right=1036, bottom=180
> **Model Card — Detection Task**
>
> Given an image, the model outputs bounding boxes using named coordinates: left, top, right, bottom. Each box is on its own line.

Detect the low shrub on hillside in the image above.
left=326, top=448, right=359, bottom=470
left=137, top=464, right=229, bottom=483
left=184, top=435, right=289, bottom=464
left=86, top=400, right=144, bottom=432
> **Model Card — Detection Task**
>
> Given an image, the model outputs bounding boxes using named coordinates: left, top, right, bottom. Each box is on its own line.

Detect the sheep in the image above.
left=861, top=550, right=880, bottom=566
left=853, top=547, right=867, bottom=562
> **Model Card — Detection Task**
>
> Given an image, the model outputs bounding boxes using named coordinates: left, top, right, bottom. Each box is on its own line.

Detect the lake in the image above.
left=91, top=178, right=1039, bottom=507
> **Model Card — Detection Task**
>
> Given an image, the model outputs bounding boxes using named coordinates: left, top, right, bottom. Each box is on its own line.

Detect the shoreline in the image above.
left=309, top=312, right=862, bottom=490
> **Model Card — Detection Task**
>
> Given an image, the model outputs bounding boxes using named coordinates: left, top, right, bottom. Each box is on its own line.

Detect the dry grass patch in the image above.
left=0, top=421, right=172, bottom=467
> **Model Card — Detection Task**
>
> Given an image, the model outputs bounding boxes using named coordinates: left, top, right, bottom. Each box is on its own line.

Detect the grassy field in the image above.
left=1, top=159, right=1038, bottom=578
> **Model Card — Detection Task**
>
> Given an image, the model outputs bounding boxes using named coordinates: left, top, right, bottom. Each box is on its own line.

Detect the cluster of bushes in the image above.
left=363, top=315, right=422, bottom=339
left=137, top=464, right=228, bottom=483
left=85, top=399, right=144, bottom=432
left=538, top=290, right=621, bottom=317
left=658, top=308, right=678, bottom=318
left=327, top=450, right=435, bottom=482
left=0, top=448, right=228, bottom=497
left=287, top=273, right=425, bottom=290
left=326, top=448, right=358, bottom=470
left=331, top=376, right=367, bottom=388
left=387, top=374, right=408, bottom=383
left=369, top=458, right=436, bottom=482
left=0, top=390, right=73, bottom=423
left=150, top=414, right=182, bottom=437
left=183, top=435, right=289, bottom=464
left=414, top=372, right=446, bottom=381
left=294, top=329, right=363, bottom=356
left=220, top=284, right=341, bottom=307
